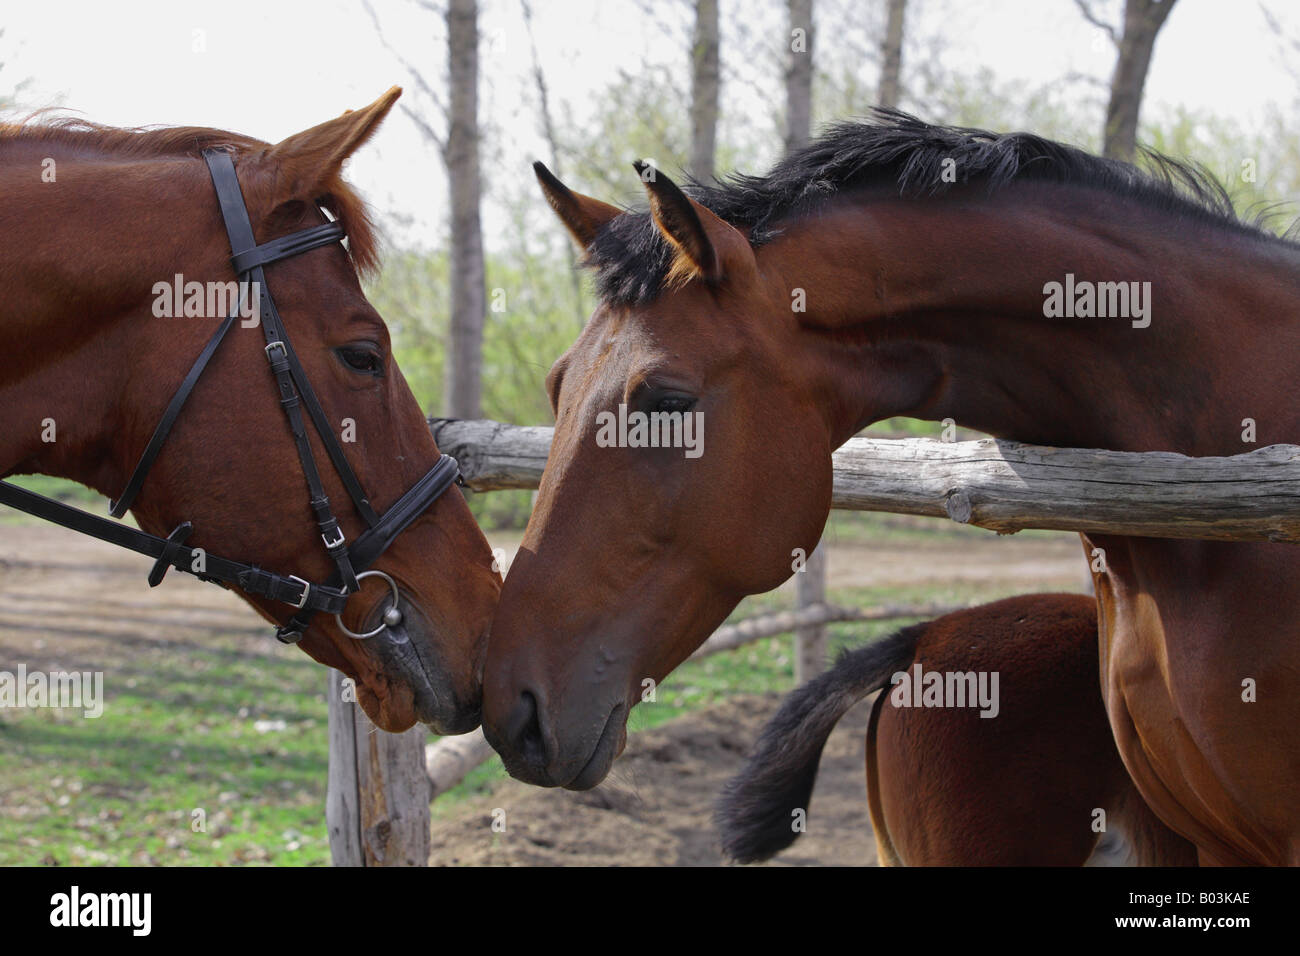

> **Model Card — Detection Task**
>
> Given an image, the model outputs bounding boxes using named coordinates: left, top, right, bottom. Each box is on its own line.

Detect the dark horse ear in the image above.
left=634, top=161, right=744, bottom=287
left=533, top=161, right=622, bottom=248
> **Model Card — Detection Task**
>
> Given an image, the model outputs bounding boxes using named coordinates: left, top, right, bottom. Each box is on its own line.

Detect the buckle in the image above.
left=287, top=574, right=311, bottom=609
left=322, top=527, right=346, bottom=550
left=274, top=624, right=305, bottom=645
left=264, top=341, right=287, bottom=361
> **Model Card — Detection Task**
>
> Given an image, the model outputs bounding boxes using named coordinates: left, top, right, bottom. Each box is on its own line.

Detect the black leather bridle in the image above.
left=0, top=147, right=462, bottom=645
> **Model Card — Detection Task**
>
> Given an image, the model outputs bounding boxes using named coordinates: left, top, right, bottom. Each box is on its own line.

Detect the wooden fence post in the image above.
left=326, top=670, right=431, bottom=866
left=794, top=541, right=828, bottom=684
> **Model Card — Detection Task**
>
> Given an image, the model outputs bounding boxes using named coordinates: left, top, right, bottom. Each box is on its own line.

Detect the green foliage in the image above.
left=556, top=64, right=691, bottom=200
left=1140, top=103, right=1300, bottom=236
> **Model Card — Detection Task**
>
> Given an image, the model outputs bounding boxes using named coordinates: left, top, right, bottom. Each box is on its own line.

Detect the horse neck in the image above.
left=785, top=187, right=1300, bottom=455
left=0, top=147, right=219, bottom=493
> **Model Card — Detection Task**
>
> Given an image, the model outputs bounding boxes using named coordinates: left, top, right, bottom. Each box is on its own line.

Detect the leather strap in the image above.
left=275, top=453, right=462, bottom=643
left=203, top=149, right=379, bottom=530
left=110, top=308, right=241, bottom=518
left=230, top=221, right=344, bottom=275
left=0, top=481, right=348, bottom=615
left=203, top=149, right=364, bottom=593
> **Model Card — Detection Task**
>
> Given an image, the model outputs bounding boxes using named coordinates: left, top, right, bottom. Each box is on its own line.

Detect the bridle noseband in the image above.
left=0, top=147, right=462, bottom=645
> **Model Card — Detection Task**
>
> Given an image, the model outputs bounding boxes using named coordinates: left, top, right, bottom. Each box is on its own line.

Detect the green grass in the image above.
left=0, top=633, right=332, bottom=866
left=821, top=508, right=1063, bottom=546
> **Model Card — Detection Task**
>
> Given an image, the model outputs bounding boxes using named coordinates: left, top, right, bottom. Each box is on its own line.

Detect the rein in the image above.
left=0, top=148, right=462, bottom=645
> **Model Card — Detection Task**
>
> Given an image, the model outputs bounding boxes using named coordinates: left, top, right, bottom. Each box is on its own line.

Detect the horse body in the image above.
left=777, top=189, right=1300, bottom=864
left=717, top=593, right=1198, bottom=866
left=483, top=114, right=1300, bottom=862
left=864, top=594, right=1197, bottom=867
left=1087, top=534, right=1298, bottom=864
left=0, top=93, right=501, bottom=732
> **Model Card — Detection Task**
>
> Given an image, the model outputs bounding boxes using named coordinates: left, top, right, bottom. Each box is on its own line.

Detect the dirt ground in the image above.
left=429, top=692, right=880, bottom=866
left=0, top=519, right=1086, bottom=866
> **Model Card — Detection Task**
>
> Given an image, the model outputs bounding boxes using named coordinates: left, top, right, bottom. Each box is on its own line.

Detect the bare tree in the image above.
left=362, top=0, right=484, bottom=419
left=1260, top=2, right=1300, bottom=82
left=689, top=0, right=720, bottom=182
left=521, top=0, right=584, bottom=323
left=0, top=29, right=34, bottom=110
left=877, top=0, right=907, bottom=108
left=784, top=0, right=814, bottom=152
left=1076, top=0, right=1178, bottom=162
left=444, top=0, right=485, bottom=419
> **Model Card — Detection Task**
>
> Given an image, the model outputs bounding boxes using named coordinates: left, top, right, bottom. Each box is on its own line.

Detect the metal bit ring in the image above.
left=334, top=569, right=403, bottom=640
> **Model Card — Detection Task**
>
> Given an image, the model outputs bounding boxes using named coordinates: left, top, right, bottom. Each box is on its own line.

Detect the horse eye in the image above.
left=337, top=346, right=383, bottom=376
left=654, top=395, right=695, bottom=414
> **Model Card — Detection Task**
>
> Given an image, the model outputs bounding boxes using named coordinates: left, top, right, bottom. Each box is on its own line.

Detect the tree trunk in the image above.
left=784, top=0, right=814, bottom=153
left=1103, top=0, right=1177, bottom=162
left=689, top=0, right=720, bottom=183
left=445, top=0, right=485, bottom=419
left=877, top=0, right=907, bottom=108
left=521, top=0, right=584, bottom=324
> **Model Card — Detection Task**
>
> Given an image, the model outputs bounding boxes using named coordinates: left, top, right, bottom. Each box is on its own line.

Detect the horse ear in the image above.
left=533, top=161, right=622, bottom=248
left=633, top=161, right=745, bottom=287
left=251, top=87, right=402, bottom=210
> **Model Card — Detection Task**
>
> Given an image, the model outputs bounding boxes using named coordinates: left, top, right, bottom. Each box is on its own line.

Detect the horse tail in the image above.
left=715, top=621, right=925, bottom=863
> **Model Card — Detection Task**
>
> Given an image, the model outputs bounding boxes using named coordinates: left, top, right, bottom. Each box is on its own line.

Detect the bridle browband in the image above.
left=0, top=147, right=462, bottom=645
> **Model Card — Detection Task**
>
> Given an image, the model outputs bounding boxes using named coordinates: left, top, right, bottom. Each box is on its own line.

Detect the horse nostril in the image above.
left=507, top=690, right=550, bottom=771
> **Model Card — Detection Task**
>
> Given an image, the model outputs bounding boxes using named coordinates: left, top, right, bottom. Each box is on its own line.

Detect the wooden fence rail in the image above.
left=429, top=418, right=1300, bottom=543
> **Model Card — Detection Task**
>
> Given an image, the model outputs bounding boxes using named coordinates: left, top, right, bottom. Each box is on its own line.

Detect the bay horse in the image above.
left=718, top=592, right=1197, bottom=866
left=0, top=90, right=500, bottom=733
left=481, top=111, right=1300, bottom=863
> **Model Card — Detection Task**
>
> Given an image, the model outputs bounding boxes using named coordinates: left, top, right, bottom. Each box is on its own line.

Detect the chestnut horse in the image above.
left=717, top=593, right=1197, bottom=866
left=482, top=112, right=1299, bottom=863
left=0, top=90, right=500, bottom=732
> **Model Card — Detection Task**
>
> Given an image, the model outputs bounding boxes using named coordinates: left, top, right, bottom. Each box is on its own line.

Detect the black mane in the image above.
left=586, top=109, right=1288, bottom=306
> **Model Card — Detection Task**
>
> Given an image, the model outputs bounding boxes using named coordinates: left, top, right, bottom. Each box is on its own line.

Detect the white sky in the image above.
left=2, top=0, right=1296, bottom=250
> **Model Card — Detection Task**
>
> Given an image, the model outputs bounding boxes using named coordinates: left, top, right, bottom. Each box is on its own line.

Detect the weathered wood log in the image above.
left=428, top=418, right=1300, bottom=543
left=690, top=601, right=970, bottom=658
left=326, top=670, right=431, bottom=866
left=429, top=418, right=555, bottom=491
left=425, top=728, right=497, bottom=801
